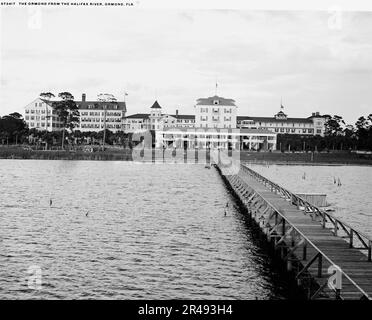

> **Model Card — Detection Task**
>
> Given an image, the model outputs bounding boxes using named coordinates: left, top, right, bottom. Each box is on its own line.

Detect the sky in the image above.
left=0, top=5, right=372, bottom=124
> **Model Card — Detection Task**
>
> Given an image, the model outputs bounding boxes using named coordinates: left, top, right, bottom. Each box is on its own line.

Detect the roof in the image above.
left=196, top=95, right=236, bottom=106
left=239, top=128, right=275, bottom=134
left=124, top=113, right=150, bottom=119
left=159, top=127, right=275, bottom=135
left=125, top=113, right=194, bottom=120
left=275, top=110, right=287, bottom=116
left=40, top=99, right=54, bottom=105
left=169, top=114, right=195, bottom=120
left=237, top=116, right=313, bottom=124
left=76, top=101, right=126, bottom=111
left=40, top=98, right=126, bottom=111
left=151, top=101, right=162, bottom=109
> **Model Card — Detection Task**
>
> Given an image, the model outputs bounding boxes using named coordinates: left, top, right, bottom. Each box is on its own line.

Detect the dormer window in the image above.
left=213, top=100, right=219, bottom=105
left=275, top=111, right=287, bottom=120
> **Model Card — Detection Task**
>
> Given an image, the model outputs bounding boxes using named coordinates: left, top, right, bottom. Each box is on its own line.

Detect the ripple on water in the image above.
left=0, top=160, right=291, bottom=299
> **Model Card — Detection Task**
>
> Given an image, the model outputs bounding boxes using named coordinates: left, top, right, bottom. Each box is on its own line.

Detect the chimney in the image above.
left=82, top=93, right=86, bottom=102
left=176, top=109, right=179, bottom=117
left=316, top=112, right=320, bottom=116
left=312, top=112, right=315, bottom=117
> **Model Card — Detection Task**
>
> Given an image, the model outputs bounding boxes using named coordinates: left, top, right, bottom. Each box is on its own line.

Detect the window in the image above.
left=25, top=110, right=29, bottom=114
left=213, top=100, right=219, bottom=105
left=316, top=129, right=322, bottom=134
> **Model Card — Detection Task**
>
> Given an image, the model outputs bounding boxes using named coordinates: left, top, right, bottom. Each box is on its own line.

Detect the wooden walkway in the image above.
left=217, top=162, right=372, bottom=300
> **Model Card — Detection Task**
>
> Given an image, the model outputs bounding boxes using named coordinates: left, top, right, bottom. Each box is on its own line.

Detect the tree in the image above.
left=368, top=114, right=372, bottom=123
left=97, top=93, right=117, bottom=150
left=39, top=92, right=55, bottom=100
left=39, top=93, right=55, bottom=133
left=8, top=112, right=23, bottom=120
left=324, top=115, right=345, bottom=136
left=52, top=92, right=80, bottom=149
left=0, top=112, right=28, bottom=145
left=355, top=115, right=372, bottom=150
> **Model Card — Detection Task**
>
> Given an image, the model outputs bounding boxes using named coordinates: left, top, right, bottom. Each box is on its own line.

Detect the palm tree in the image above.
left=52, top=92, right=80, bottom=150
left=97, top=93, right=117, bottom=151
left=39, top=92, right=55, bottom=132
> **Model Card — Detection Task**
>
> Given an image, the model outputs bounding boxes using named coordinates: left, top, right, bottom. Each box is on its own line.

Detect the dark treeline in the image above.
left=1, top=111, right=372, bottom=151
left=0, top=91, right=135, bottom=151
left=278, top=114, right=372, bottom=152
left=0, top=111, right=134, bottom=150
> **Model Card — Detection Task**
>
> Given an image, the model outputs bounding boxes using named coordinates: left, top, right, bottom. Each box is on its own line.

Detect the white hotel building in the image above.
left=23, top=94, right=127, bottom=133
left=123, top=100, right=195, bottom=132
left=237, top=110, right=326, bottom=136
left=24, top=98, right=64, bottom=131
left=23, top=92, right=326, bottom=151
left=195, top=95, right=237, bottom=129
left=123, top=95, right=326, bottom=151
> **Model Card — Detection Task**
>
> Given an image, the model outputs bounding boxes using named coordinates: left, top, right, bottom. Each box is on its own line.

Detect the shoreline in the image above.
left=1, top=146, right=372, bottom=166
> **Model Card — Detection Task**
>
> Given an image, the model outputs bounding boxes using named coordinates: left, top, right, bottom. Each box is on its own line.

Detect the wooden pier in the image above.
left=216, top=161, right=372, bottom=300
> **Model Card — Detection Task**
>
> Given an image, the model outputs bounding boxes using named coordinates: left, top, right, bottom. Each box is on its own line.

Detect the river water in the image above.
left=0, top=160, right=292, bottom=300
left=247, top=163, right=372, bottom=237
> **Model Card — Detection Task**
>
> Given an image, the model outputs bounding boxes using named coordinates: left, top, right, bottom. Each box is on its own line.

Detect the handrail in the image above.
left=221, top=163, right=371, bottom=299
left=240, top=164, right=372, bottom=257
left=246, top=181, right=370, bottom=300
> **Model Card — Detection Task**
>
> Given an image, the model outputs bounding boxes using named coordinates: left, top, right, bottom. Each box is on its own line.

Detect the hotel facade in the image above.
left=237, top=110, right=326, bottom=136
left=23, top=94, right=127, bottom=133
left=124, top=95, right=326, bottom=151
left=23, top=93, right=326, bottom=151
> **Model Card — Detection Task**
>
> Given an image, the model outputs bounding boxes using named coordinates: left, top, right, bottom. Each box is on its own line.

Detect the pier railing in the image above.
left=227, top=171, right=371, bottom=300
left=240, top=164, right=372, bottom=262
